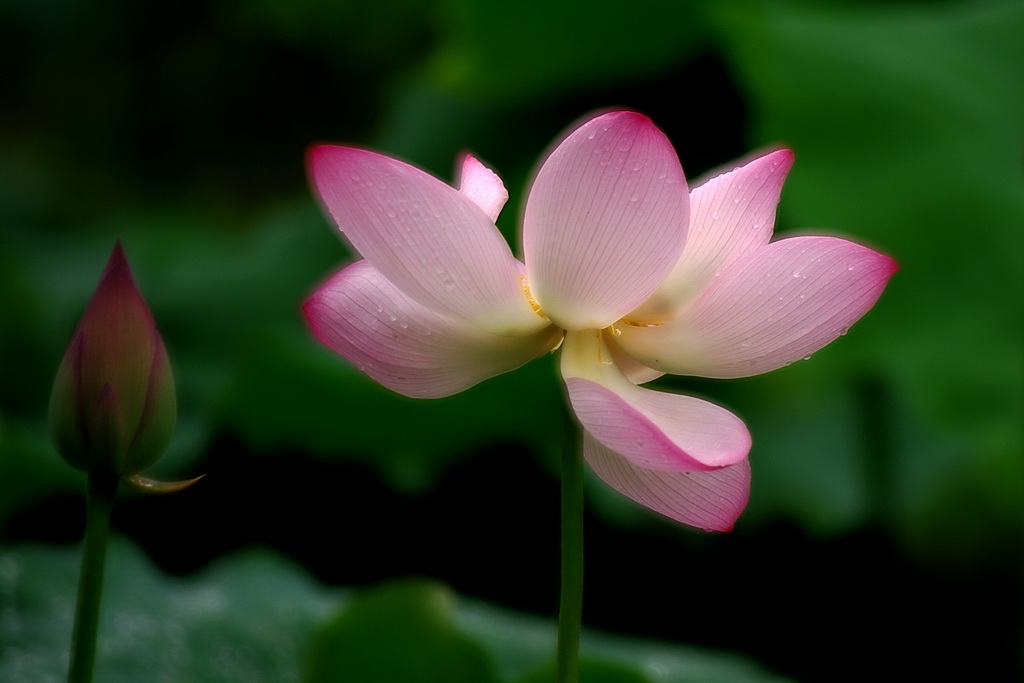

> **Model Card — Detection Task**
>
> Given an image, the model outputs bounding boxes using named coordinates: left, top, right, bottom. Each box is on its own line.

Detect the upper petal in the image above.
left=523, top=111, right=689, bottom=330
left=457, top=154, right=508, bottom=222
left=309, top=146, right=544, bottom=335
left=617, top=236, right=898, bottom=378
left=304, top=261, right=562, bottom=398
left=561, top=330, right=750, bottom=471
left=584, top=434, right=750, bottom=531
left=628, top=149, right=794, bottom=323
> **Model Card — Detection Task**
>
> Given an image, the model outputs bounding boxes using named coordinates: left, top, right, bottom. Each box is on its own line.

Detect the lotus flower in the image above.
left=304, top=111, right=896, bottom=531
left=50, top=242, right=176, bottom=479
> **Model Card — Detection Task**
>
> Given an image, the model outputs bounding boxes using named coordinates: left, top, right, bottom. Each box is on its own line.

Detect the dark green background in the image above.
left=2, top=0, right=1022, bottom=680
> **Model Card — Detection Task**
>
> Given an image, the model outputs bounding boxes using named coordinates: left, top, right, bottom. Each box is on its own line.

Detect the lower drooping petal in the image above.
left=617, top=236, right=898, bottom=378
left=561, top=330, right=751, bottom=472
left=304, top=261, right=561, bottom=398
left=583, top=434, right=750, bottom=531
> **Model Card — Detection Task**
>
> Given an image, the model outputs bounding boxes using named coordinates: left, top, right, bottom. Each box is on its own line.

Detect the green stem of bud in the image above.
left=68, top=473, right=117, bottom=683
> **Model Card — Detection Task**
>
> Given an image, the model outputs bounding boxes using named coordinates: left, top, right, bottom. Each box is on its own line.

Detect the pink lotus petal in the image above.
left=605, top=336, right=664, bottom=385
left=457, top=154, right=508, bottom=222
left=561, top=330, right=750, bottom=471
left=309, top=146, right=544, bottom=336
left=523, top=111, right=689, bottom=331
left=629, top=150, right=793, bottom=323
left=618, top=236, right=898, bottom=378
left=304, top=261, right=561, bottom=398
left=584, top=434, right=750, bottom=531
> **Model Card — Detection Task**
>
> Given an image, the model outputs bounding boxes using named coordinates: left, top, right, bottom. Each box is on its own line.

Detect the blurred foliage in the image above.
left=0, top=541, right=336, bottom=682
left=710, top=0, right=1024, bottom=557
left=0, top=542, right=787, bottom=682
left=1, top=0, right=1022, bottom=679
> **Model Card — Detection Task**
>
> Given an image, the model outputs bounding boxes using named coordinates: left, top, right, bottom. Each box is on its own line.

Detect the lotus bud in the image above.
left=50, top=242, right=176, bottom=478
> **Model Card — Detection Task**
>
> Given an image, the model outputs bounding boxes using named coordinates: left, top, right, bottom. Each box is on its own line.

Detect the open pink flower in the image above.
left=304, top=111, right=896, bottom=531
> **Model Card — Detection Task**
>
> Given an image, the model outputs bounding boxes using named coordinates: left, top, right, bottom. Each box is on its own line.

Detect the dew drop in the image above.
left=802, top=354, right=812, bottom=361
left=443, top=279, right=456, bottom=292
left=711, top=212, right=719, bottom=220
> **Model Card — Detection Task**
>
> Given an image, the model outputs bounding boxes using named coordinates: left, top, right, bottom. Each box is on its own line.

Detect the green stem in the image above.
left=68, top=473, right=117, bottom=683
left=557, top=409, right=584, bottom=683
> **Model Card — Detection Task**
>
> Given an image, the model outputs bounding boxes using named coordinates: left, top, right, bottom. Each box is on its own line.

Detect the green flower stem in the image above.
left=68, top=473, right=117, bottom=683
left=557, top=409, right=584, bottom=683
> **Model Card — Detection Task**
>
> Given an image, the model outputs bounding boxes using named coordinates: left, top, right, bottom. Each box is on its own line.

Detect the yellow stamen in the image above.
left=519, top=274, right=548, bottom=320
left=619, top=318, right=661, bottom=328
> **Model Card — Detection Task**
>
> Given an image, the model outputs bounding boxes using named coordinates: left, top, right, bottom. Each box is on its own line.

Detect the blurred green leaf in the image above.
left=303, top=579, right=500, bottom=683
left=220, top=328, right=563, bottom=493
left=457, top=594, right=792, bottom=683
left=0, top=541, right=340, bottom=682
left=0, top=418, right=79, bottom=530
left=517, top=659, right=648, bottom=683
left=0, top=544, right=787, bottom=682
left=430, top=0, right=707, bottom=102
left=710, top=0, right=1024, bottom=542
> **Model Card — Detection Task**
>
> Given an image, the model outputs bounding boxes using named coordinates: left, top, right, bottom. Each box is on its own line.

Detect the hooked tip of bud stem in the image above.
left=122, top=473, right=206, bottom=495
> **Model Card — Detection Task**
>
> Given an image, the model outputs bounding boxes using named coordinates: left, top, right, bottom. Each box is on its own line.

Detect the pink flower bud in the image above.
left=50, top=242, right=176, bottom=477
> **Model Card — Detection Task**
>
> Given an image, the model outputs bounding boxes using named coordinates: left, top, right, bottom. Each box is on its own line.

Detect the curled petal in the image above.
left=523, top=111, right=689, bottom=330
left=606, top=336, right=664, bottom=385
left=123, top=473, right=206, bottom=494
left=304, top=261, right=562, bottom=399
left=618, top=236, right=898, bottom=378
left=457, top=154, right=508, bottom=222
left=584, top=434, right=750, bottom=531
left=629, top=149, right=793, bottom=323
left=309, top=146, right=544, bottom=335
left=561, top=330, right=750, bottom=471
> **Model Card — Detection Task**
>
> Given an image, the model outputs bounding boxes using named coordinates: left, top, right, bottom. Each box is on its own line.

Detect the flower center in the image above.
left=617, top=318, right=660, bottom=329
left=519, top=274, right=548, bottom=321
